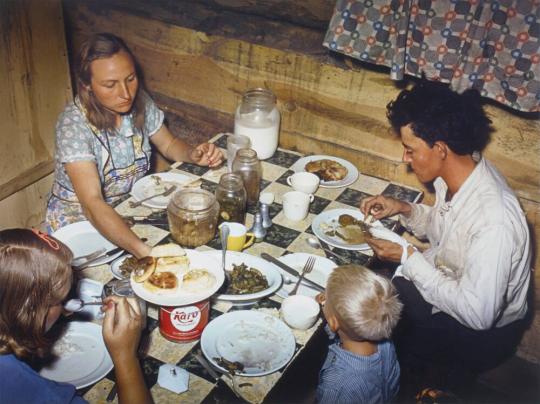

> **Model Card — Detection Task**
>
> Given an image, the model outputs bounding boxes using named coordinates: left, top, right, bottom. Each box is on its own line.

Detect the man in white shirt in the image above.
left=361, top=80, right=531, bottom=394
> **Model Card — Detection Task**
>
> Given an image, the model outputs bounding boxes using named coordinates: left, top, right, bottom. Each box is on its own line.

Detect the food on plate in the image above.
left=321, top=213, right=371, bottom=245
left=155, top=256, right=190, bottom=276
left=118, top=255, right=140, bottom=277
left=150, top=243, right=186, bottom=257
left=305, top=159, right=348, bottom=182
left=132, top=257, right=157, bottom=282
left=143, top=271, right=178, bottom=294
left=226, top=263, right=269, bottom=295
left=213, top=356, right=245, bottom=376
left=182, top=269, right=217, bottom=293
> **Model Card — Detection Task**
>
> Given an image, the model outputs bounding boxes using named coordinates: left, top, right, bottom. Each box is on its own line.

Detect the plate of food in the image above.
left=290, top=155, right=359, bottom=188
left=131, top=172, right=197, bottom=209
left=201, top=251, right=282, bottom=305
left=39, top=321, right=113, bottom=389
left=201, top=310, right=295, bottom=377
left=110, top=254, right=133, bottom=280
left=312, top=208, right=383, bottom=251
left=276, top=253, right=336, bottom=298
left=129, top=243, right=224, bottom=306
left=52, top=221, right=123, bottom=267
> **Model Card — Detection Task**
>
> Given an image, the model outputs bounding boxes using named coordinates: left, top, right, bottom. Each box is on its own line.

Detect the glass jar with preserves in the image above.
left=234, top=88, right=280, bottom=160
left=232, top=148, right=262, bottom=206
left=167, top=188, right=219, bottom=247
left=215, top=173, right=247, bottom=224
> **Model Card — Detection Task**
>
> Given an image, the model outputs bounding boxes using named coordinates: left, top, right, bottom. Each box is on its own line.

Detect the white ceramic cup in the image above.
left=281, top=294, right=320, bottom=330
left=286, top=172, right=320, bottom=194
left=226, top=133, right=251, bottom=172
left=282, top=191, right=314, bottom=221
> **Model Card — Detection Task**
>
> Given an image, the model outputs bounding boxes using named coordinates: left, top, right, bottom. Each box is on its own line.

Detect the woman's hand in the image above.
left=360, top=195, right=411, bottom=221
left=189, top=143, right=223, bottom=168
left=102, top=296, right=143, bottom=364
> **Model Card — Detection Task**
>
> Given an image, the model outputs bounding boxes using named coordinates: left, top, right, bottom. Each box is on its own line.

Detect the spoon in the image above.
left=306, top=237, right=352, bottom=264
left=220, top=224, right=231, bottom=282
left=63, top=298, right=103, bottom=312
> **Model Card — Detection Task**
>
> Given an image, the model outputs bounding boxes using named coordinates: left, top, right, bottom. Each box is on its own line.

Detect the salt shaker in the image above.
left=250, top=212, right=267, bottom=242
left=260, top=203, right=272, bottom=229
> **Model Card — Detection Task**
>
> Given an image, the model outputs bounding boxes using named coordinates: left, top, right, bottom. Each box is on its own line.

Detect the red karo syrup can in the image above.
left=159, top=299, right=210, bottom=343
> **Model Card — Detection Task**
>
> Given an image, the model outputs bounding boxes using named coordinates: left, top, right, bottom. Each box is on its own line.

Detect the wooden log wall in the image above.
left=64, top=0, right=540, bottom=363
left=0, top=0, right=71, bottom=228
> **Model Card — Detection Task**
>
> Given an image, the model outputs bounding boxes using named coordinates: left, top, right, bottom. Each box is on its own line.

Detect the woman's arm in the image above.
left=65, top=161, right=151, bottom=258
left=150, top=125, right=223, bottom=167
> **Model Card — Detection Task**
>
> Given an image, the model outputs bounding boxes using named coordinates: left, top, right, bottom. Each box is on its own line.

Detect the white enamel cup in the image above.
left=282, top=191, right=314, bottom=221
left=286, top=172, right=320, bottom=194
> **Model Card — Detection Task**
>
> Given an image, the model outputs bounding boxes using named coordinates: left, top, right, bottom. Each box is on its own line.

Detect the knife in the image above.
left=260, top=253, right=324, bottom=292
left=72, top=246, right=124, bottom=270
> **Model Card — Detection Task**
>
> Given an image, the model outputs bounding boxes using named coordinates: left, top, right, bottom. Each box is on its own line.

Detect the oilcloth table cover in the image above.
left=77, top=133, right=423, bottom=403
left=323, top=0, right=540, bottom=113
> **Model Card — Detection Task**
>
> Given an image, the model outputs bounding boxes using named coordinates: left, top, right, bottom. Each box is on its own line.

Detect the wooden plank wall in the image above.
left=63, top=0, right=540, bottom=363
left=0, top=0, right=71, bottom=228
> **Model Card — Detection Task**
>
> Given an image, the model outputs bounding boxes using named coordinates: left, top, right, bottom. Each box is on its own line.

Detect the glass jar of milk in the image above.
left=234, top=88, right=280, bottom=160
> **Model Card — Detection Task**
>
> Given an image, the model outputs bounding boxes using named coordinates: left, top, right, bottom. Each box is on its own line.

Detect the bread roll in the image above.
left=150, top=243, right=186, bottom=258
left=143, top=271, right=178, bottom=294
left=182, top=269, right=216, bottom=293
left=132, top=257, right=157, bottom=283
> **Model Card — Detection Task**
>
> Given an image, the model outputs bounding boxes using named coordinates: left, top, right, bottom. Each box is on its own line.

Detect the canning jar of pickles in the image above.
left=215, top=173, right=247, bottom=224
left=167, top=189, right=219, bottom=247
left=232, top=148, right=262, bottom=206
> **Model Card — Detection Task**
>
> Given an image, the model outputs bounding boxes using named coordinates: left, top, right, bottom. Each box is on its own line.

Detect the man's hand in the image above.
left=190, top=143, right=224, bottom=168
left=102, top=296, right=143, bottom=364
left=365, top=236, right=404, bottom=263
left=360, top=195, right=411, bottom=220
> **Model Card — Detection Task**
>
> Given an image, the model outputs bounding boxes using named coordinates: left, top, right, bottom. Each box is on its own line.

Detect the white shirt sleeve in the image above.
left=401, top=224, right=512, bottom=330
left=399, top=203, right=433, bottom=240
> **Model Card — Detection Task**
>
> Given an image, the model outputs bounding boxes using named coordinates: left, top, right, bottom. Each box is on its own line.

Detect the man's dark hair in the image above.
left=386, top=80, right=492, bottom=155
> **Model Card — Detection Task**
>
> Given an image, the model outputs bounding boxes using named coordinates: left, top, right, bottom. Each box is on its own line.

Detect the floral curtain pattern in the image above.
left=323, top=0, right=540, bottom=112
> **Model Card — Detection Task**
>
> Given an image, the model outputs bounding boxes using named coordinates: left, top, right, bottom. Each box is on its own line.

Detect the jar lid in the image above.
left=168, top=188, right=216, bottom=212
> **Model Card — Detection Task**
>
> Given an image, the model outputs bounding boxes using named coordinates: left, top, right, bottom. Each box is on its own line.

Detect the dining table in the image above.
left=74, top=133, right=423, bottom=403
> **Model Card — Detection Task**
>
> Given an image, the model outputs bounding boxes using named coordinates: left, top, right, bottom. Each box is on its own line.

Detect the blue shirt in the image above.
left=316, top=337, right=400, bottom=404
left=0, top=354, right=87, bottom=404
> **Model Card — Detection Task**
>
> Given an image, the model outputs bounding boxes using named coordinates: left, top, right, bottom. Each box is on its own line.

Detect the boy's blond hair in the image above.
left=326, top=264, right=402, bottom=341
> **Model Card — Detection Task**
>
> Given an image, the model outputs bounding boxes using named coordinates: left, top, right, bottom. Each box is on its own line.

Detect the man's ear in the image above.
left=434, top=141, right=448, bottom=160
left=327, top=314, right=339, bottom=333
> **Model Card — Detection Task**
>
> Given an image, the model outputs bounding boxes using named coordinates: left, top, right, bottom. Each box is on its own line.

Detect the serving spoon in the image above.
left=220, top=224, right=231, bottom=283
left=306, top=237, right=352, bottom=264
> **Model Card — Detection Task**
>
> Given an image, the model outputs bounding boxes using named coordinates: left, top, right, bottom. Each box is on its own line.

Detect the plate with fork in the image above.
left=130, top=172, right=197, bottom=209
left=276, top=253, right=336, bottom=298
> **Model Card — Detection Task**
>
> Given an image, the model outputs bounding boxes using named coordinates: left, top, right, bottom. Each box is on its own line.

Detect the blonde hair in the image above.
left=326, top=264, right=402, bottom=341
left=0, top=229, right=73, bottom=359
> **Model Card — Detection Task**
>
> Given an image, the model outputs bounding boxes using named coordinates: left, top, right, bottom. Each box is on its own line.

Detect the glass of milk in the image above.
left=234, top=88, right=280, bottom=160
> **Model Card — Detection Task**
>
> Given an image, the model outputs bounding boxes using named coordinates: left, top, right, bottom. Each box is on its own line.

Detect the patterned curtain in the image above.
left=323, top=0, right=540, bottom=112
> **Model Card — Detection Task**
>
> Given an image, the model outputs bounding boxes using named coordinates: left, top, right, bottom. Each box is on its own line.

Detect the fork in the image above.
left=129, top=185, right=177, bottom=208
left=71, top=247, right=106, bottom=266
left=290, top=256, right=316, bottom=295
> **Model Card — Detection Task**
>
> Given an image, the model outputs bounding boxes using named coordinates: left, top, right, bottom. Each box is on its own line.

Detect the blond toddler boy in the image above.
left=316, top=264, right=403, bottom=403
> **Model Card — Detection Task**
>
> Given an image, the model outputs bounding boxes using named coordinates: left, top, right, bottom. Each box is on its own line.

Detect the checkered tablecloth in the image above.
left=78, top=133, right=422, bottom=403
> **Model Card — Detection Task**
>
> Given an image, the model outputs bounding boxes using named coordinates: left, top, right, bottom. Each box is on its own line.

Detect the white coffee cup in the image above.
left=282, top=191, right=314, bottom=221
left=286, top=172, right=320, bottom=194
left=281, top=295, right=320, bottom=330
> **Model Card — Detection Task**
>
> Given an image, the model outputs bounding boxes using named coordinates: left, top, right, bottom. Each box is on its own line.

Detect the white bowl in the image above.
left=280, top=295, right=320, bottom=330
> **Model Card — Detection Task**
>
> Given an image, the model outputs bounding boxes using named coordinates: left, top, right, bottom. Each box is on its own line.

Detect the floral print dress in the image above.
left=46, top=91, right=164, bottom=231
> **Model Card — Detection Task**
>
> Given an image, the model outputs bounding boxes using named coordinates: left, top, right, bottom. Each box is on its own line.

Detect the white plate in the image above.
left=40, top=322, right=113, bottom=389
left=131, top=172, right=194, bottom=209
left=110, top=255, right=131, bottom=280
left=130, top=249, right=224, bottom=306
left=202, top=251, right=282, bottom=305
left=276, top=253, right=336, bottom=299
left=52, top=221, right=123, bottom=267
left=312, top=208, right=383, bottom=251
left=290, top=155, right=359, bottom=188
left=201, top=310, right=295, bottom=377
